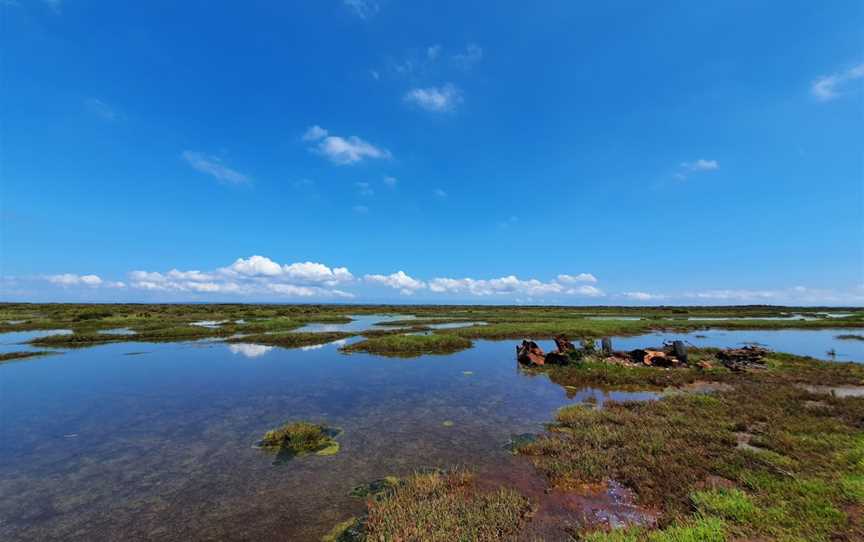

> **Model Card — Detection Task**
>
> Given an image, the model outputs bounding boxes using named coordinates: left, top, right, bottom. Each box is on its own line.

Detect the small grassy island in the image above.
left=339, top=333, right=473, bottom=357
left=258, top=422, right=341, bottom=458
left=0, top=351, right=53, bottom=363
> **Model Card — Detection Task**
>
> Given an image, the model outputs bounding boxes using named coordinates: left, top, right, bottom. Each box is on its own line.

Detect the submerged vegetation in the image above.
left=258, top=421, right=341, bottom=458
left=340, top=333, right=473, bottom=357
left=331, top=470, right=533, bottom=541
left=0, top=351, right=53, bottom=363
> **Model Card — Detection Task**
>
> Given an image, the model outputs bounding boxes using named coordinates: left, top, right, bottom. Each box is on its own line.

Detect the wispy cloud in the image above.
left=182, top=151, right=250, bottom=184
left=302, top=125, right=328, bottom=141
left=383, top=176, right=398, bottom=187
left=434, top=188, right=448, bottom=198
left=85, top=98, right=122, bottom=122
left=343, top=0, right=379, bottom=19
left=355, top=182, right=374, bottom=196
left=404, top=84, right=463, bottom=113
left=44, top=0, right=61, bottom=14
left=675, top=159, right=719, bottom=180
left=304, top=125, right=391, bottom=165
left=557, top=273, right=598, bottom=284
left=353, top=205, right=369, bottom=214
left=427, top=44, right=442, bottom=60
left=452, top=43, right=483, bottom=70
left=621, top=291, right=663, bottom=301
left=812, top=63, right=864, bottom=102
left=46, top=273, right=125, bottom=288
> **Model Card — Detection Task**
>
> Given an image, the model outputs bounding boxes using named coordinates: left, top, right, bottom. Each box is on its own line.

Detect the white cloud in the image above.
left=434, top=188, right=448, bottom=198
left=812, top=63, right=864, bottom=101
left=383, top=176, right=398, bottom=187
left=365, top=271, right=426, bottom=295
left=129, top=256, right=355, bottom=298
left=566, top=285, right=604, bottom=297
left=226, top=255, right=283, bottom=276
left=404, top=84, right=463, bottom=112
left=47, top=273, right=102, bottom=287
left=452, top=44, right=483, bottom=69
left=353, top=205, right=369, bottom=214
left=427, top=44, right=442, bottom=60
left=305, top=126, right=391, bottom=165
left=302, top=125, right=328, bottom=141
left=182, top=151, right=250, bottom=184
left=557, top=273, right=598, bottom=284
left=343, top=0, right=379, bottom=19
left=44, top=0, right=61, bottom=14
left=85, top=98, right=121, bottom=122
left=676, top=159, right=719, bottom=180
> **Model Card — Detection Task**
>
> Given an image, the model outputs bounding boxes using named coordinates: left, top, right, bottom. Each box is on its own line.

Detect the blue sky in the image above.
left=2, top=0, right=862, bottom=305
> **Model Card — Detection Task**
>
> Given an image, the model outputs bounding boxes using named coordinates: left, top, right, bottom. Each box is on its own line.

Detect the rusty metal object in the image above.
left=554, top=335, right=576, bottom=354
left=716, top=345, right=769, bottom=371
left=517, top=340, right=547, bottom=366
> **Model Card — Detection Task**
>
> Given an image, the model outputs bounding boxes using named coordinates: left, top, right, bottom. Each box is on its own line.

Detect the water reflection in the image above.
left=228, top=343, right=274, bottom=358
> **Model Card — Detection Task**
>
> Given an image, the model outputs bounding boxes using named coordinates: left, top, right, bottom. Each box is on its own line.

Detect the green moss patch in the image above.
left=258, top=422, right=341, bottom=460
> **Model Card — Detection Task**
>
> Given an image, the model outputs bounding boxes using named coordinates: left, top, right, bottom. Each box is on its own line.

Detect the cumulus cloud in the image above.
left=182, top=151, right=250, bottom=184
left=428, top=275, right=604, bottom=297
left=404, top=84, right=463, bottom=112
left=365, top=271, right=426, bottom=295
left=304, top=126, right=391, bottom=165
left=47, top=273, right=102, bottom=286
left=812, top=63, right=864, bottom=101
left=344, top=0, right=378, bottom=19
left=127, top=256, right=355, bottom=298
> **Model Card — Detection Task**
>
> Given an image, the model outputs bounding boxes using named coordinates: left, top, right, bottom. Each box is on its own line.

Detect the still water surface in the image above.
left=0, top=324, right=861, bottom=541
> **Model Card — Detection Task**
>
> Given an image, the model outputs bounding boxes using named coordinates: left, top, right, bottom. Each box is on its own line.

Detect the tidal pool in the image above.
left=0, top=337, right=651, bottom=541
left=608, top=328, right=864, bottom=362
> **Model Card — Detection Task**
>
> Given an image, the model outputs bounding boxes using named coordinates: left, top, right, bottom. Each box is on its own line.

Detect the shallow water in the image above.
left=0, top=337, right=651, bottom=541
left=0, top=329, right=71, bottom=354
left=608, top=328, right=864, bottom=362
left=292, top=313, right=414, bottom=333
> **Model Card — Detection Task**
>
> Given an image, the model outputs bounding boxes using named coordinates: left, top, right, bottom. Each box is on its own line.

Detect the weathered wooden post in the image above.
left=672, top=340, right=688, bottom=364
left=601, top=337, right=613, bottom=356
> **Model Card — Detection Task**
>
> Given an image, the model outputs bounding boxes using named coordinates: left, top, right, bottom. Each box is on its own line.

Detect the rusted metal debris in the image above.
left=517, top=335, right=768, bottom=372
left=716, top=345, right=769, bottom=372
left=554, top=335, right=576, bottom=353
left=517, top=340, right=547, bottom=366
left=517, top=336, right=574, bottom=366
